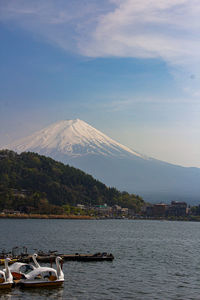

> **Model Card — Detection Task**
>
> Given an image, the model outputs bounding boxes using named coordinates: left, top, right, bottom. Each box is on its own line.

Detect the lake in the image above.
left=0, top=219, right=200, bottom=299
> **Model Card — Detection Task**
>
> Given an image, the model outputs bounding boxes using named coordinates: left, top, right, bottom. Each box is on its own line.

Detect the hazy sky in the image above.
left=0, top=0, right=200, bottom=167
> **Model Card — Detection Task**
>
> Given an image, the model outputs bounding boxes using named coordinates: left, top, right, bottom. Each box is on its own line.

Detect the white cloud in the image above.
left=1, top=1, right=199, bottom=63
left=0, top=0, right=114, bottom=53
left=1, top=0, right=200, bottom=93
left=79, top=0, right=200, bottom=67
left=105, top=96, right=200, bottom=112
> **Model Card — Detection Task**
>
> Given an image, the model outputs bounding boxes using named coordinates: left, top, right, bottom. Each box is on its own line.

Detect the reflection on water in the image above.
left=0, top=219, right=200, bottom=299
left=0, top=286, right=64, bottom=300
left=0, top=291, right=12, bottom=300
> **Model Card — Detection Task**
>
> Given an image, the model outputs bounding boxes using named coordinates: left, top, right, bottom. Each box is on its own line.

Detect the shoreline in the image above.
left=0, top=213, right=94, bottom=220
left=0, top=214, right=200, bottom=221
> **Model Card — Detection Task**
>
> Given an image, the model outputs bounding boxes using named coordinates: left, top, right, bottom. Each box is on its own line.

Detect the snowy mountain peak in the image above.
left=7, top=119, right=144, bottom=159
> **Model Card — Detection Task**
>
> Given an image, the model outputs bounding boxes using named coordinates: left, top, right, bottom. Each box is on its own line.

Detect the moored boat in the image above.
left=19, top=256, right=64, bottom=287
left=0, top=258, right=18, bottom=265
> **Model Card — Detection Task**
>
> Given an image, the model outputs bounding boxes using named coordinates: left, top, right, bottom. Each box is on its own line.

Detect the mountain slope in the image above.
left=0, top=150, right=144, bottom=212
left=6, top=119, right=200, bottom=204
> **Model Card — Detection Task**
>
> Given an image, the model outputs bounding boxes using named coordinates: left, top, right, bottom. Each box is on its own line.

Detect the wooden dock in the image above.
left=20, top=252, right=114, bottom=263
left=0, top=250, right=114, bottom=264
left=0, top=246, right=114, bottom=264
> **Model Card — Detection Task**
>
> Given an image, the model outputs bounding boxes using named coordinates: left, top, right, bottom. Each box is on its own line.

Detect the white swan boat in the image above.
left=9, top=253, right=40, bottom=280
left=20, top=256, right=64, bottom=287
left=0, top=258, right=13, bottom=289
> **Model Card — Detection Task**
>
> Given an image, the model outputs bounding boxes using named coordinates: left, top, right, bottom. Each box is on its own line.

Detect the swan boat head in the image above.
left=55, top=256, right=64, bottom=281
left=0, top=258, right=13, bottom=289
left=32, top=253, right=40, bottom=268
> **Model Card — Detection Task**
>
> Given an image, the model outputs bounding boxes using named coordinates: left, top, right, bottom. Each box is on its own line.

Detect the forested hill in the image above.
left=0, top=150, right=144, bottom=214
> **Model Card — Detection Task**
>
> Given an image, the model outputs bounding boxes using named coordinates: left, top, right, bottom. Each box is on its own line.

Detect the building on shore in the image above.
left=146, top=203, right=167, bottom=217
left=145, top=201, right=187, bottom=218
left=167, top=201, right=187, bottom=217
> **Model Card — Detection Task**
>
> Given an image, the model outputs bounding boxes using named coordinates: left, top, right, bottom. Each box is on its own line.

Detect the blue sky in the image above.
left=0, top=0, right=200, bottom=167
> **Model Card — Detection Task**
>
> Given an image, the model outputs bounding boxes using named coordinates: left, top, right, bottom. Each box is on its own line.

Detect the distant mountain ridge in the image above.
left=6, top=119, right=200, bottom=204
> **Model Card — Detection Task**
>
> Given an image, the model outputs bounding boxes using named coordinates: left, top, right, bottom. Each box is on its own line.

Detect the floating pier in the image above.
left=0, top=248, right=114, bottom=264
left=20, top=252, right=114, bottom=263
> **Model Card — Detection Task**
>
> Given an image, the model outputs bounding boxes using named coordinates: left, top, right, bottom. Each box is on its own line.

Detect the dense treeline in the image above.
left=0, top=150, right=144, bottom=214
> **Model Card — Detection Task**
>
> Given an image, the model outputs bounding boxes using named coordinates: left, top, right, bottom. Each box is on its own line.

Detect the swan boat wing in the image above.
left=20, top=266, right=64, bottom=287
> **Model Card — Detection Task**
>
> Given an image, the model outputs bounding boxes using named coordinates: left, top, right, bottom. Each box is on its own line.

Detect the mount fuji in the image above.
left=6, top=119, right=200, bottom=203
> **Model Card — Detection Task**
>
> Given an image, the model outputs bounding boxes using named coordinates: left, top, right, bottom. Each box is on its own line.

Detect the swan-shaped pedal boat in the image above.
left=19, top=256, right=64, bottom=287
left=0, top=258, right=13, bottom=289
left=8, top=253, right=40, bottom=280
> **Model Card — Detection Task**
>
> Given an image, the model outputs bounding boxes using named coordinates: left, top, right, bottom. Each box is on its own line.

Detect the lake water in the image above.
left=0, top=219, right=200, bottom=299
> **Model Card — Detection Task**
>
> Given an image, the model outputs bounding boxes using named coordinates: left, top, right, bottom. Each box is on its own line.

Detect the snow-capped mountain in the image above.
left=6, top=119, right=200, bottom=204
left=9, top=119, right=143, bottom=159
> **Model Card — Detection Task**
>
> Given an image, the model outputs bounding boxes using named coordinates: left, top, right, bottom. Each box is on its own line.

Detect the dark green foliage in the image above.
left=0, top=150, right=144, bottom=213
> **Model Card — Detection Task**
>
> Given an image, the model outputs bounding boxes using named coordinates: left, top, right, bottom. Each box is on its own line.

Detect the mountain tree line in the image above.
left=0, top=150, right=144, bottom=214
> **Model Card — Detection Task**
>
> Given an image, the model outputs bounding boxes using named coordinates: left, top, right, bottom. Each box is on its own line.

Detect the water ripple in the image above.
left=1, top=219, right=200, bottom=299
